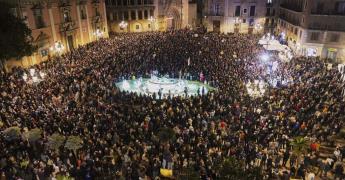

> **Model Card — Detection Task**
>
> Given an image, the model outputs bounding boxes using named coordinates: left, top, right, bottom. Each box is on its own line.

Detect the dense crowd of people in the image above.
left=0, top=30, right=345, bottom=179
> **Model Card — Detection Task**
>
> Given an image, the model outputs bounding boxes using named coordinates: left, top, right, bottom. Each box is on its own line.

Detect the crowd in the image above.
left=0, top=30, right=345, bottom=179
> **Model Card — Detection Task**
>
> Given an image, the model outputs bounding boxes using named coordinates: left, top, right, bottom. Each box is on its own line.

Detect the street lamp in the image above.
left=93, top=28, right=104, bottom=39
left=50, top=41, right=65, bottom=56
left=255, top=23, right=262, bottom=34
left=148, top=16, right=156, bottom=31
left=119, top=21, right=128, bottom=32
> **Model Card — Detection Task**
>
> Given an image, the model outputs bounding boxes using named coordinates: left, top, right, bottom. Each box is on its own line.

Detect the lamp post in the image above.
left=255, top=23, right=263, bottom=34
left=148, top=16, right=156, bottom=31
left=50, top=41, right=65, bottom=56
left=93, top=28, right=104, bottom=40
left=119, top=21, right=128, bottom=33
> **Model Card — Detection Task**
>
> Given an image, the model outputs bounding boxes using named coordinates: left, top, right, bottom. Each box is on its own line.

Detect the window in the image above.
left=95, top=7, right=100, bottom=16
left=63, top=11, right=72, bottom=22
left=150, top=9, right=154, bottom=17
left=272, top=9, right=275, bottom=16
left=123, top=0, right=127, bottom=6
left=330, top=33, right=340, bottom=42
left=316, top=2, right=324, bottom=13
left=131, top=11, right=136, bottom=20
left=267, top=0, right=272, bottom=3
left=130, top=0, right=135, bottom=5
left=215, top=4, right=220, bottom=16
left=144, top=0, right=148, bottom=4
left=124, top=11, right=129, bottom=20
left=294, top=28, right=298, bottom=35
left=80, top=6, right=87, bottom=19
left=243, top=8, right=247, bottom=14
left=144, top=10, right=148, bottom=19
left=335, top=1, right=345, bottom=14
left=310, top=32, right=320, bottom=41
left=250, top=6, right=255, bottom=16
left=235, top=6, right=241, bottom=16
left=266, top=8, right=270, bottom=16
left=138, top=10, right=143, bottom=19
left=33, top=8, right=45, bottom=28
left=148, top=24, right=151, bottom=28
left=138, top=0, right=142, bottom=5
left=117, top=0, right=121, bottom=6
left=136, top=25, right=139, bottom=29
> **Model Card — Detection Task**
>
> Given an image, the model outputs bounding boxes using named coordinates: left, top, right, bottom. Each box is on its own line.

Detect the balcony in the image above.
left=279, top=15, right=300, bottom=26
left=310, top=10, right=345, bottom=16
left=280, top=4, right=303, bottom=12
left=59, top=20, right=77, bottom=32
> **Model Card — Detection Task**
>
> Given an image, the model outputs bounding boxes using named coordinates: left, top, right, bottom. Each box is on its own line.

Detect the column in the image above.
left=77, top=5, right=84, bottom=44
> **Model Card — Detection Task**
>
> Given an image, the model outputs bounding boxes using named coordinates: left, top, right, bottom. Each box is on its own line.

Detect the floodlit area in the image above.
left=116, top=75, right=216, bottom=98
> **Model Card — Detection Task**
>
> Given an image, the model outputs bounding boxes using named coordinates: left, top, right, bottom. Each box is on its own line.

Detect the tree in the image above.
left=218, top=157, right=263, bottom=180
left=64, top=135, right=83, bottom=156
left=218, top=157, right=246, bottom=180
left=157, top=127, right=176, bottom=143
left=23, top=128, right=42, bottom=144
left=291, top=136, right=309, bottom=166
left=177, top=167, right=200, bottom=180
left=0, top=2, right=36, bottom=71
left=2, top=126, right=21, bottom=141
left=47, top=133, right=66, bottom=154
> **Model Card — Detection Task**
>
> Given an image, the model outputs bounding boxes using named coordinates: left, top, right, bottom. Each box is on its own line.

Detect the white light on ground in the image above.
left=29, top=69, right=35, bottom=77
left=116, top=75, right=216, bottom=98
left=261, top=54, right=270, bottom=62
left=122, top=80, right=130, bottom=90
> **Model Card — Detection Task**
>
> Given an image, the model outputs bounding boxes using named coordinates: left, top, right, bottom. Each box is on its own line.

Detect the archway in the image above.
left=166, top=7, right=181, bottom=30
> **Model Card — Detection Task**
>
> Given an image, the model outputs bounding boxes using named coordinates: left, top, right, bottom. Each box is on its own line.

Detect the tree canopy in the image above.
left=0, top=1, right=36, bottom=62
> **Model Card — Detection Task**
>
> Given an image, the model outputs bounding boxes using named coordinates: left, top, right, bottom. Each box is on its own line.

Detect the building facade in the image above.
left=203, top=0, right=279, bottom=34
left=105, top=0, right=197, bottom=33
left=277, top=0, right=345, bottom=62
left=5, top=0, right=109, bottom=71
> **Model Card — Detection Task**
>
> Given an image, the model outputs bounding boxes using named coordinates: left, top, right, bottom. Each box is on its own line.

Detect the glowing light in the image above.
left=260, top=54, right=270, bottom=62
left=93, top=28, right=104, bottom=38
left=29, top=69, right=35, bottom=76
left=39, top=72, right=46, bottom=78
left=122, top=80, right=130, bottom=90
left=116, top=75, right=215, bottom=98
left=23, top=73, right=28, bottom=81
left=119, top=21, right=128, bottom=29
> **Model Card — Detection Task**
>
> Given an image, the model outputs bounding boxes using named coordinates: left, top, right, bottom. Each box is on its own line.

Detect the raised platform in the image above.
left=115, top=77, right=216, bottom=98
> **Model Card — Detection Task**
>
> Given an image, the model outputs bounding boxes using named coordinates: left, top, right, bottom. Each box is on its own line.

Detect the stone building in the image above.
left=203, top=0, right=278, bottom=34
left=105, top=0, right=197, bottom=33
left=277, top=0, right=345, bottom=62
left=5, top=0, right=109, bottom=71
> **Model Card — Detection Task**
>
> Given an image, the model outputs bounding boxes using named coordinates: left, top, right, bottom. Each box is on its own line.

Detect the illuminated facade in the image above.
left=277, top=0, right=345, bottom=62
left=203, top=0, right=279, bottom=34
left=5, top=0, right=109, bottom=71
left=105, top=0, right=197, bottom=33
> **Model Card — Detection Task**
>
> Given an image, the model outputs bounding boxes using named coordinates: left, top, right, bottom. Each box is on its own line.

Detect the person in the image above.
left=334, top=162, right=344, bottom=180
left=0, top=30, right=344, bottom=179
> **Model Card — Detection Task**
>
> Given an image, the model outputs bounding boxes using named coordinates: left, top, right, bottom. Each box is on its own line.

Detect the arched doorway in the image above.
left=166, top=7, right=181, bottom=30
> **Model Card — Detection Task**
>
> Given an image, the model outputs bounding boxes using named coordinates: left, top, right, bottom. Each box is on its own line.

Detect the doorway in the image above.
left=213, top=21, right=220, bottom=33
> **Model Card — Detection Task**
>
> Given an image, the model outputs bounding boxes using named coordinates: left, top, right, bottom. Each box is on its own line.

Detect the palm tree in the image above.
left=290, top=136, right=309, bottom=166
left=47, top=133, right=65, bottom=154
left=23, top=128, right=42, bottom=144
left=177, top=167, right=200, bottom=180
left=64, top=135, right=83, bottom=159
left=157, top=127, right=176, bottom=143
